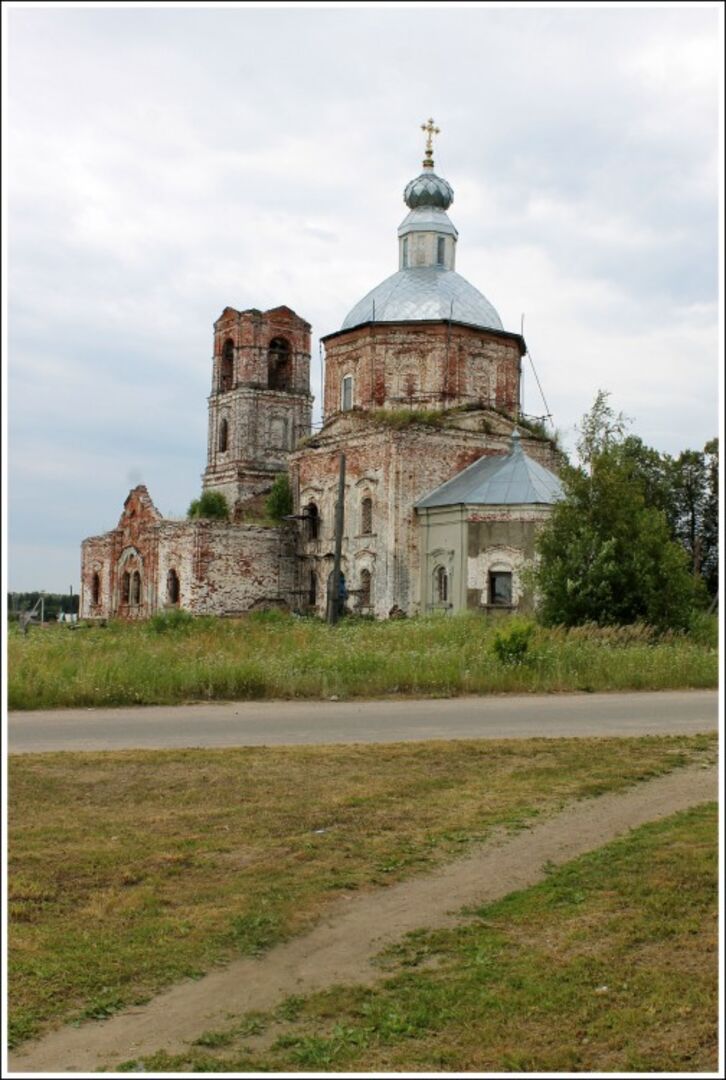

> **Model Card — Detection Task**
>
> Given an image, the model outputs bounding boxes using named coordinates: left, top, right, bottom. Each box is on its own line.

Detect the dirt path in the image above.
left=9, top=763, right=717, bottom=1074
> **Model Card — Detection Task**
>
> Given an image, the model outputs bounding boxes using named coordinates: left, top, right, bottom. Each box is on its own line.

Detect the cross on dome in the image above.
left=421, top=117, right=440, bottom=167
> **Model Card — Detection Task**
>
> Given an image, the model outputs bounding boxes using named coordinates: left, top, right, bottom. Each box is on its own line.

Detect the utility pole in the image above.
left=327, top=452, right=346, bottom=625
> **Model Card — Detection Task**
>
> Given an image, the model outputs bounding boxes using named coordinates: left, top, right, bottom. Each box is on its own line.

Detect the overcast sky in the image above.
left=5, top=2, right=722, bottom=592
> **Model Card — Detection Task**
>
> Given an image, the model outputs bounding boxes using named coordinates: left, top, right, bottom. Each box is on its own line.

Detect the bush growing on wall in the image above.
left=187, top=491, right=230, bottom=520
left=266, top=474, right=293, bottom=522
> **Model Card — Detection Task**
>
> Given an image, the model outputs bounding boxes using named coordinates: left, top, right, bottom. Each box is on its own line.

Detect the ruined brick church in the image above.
left=81, top=123, right=562, bottom=621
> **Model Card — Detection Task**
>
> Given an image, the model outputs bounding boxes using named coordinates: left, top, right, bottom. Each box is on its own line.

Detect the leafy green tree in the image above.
left=533, top=394, right=702, bottom=630
left=187, top=490, right=230, bottom=520
left=266, top=473, right=293, bottom=522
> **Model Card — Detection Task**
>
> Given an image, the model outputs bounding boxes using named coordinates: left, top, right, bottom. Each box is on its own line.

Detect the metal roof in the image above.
left=397, top=206, right=458, bottom=238
left=341, top=266, right=503, bottom=332
left=415, top=429, right=564, bottom=509
left=403, top=169, right=454, bottom=210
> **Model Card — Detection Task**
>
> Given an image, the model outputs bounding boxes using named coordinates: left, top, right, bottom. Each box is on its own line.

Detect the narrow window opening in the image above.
left=359, top=568, right=371, bottom=608
left=437, top=236, right=446, bottom=266
left=308, top=570, right=317, bottom=607
left=218, top=418, right=229, bottom=452
left=91, top=573, right=100, bottom=606
left=341, top=375, right=353, bottom=411
left=167, top=568, right=180, bottom=605
left=305, top=502, right=319, bottom=541
left=121, top=571, right=130, bottom=604
left=489, top=571, right=512, bottom=606
left=220, top=339, right=234, bottom=392
left=130, top=570, right=142, bottom=606
left=268, top=338, right=292, bottom=391
left=402, top=236, right=409, bottom=267
left=361, top=496, right=372, bottom=535
left=435, top=565, right=448, bottom=604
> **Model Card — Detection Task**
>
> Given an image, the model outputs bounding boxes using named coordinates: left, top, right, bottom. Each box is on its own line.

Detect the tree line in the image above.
left=7, top=592, right=80, bottom=621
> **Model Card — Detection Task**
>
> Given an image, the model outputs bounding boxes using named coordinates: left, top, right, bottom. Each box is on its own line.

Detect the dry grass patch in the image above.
left=8, top=734, right=715, bottom=1048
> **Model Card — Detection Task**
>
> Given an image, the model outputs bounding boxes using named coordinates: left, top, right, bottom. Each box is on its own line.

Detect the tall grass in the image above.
left=7, top=612, right=718, bottom=710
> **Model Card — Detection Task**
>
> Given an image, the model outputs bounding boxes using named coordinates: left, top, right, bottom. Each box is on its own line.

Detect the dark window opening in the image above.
left=305, top=502, right=319, bottom=541
left=167, top=568, right=180, bottom=605
left=359, top=568, right=371, bottom=608
left=402, top=236, right=409, bottom=267
left=268, top=338, right=292, bottom=391
left=130, top=570, right=142, bottom=606
left=91, top=573, right=100, bottom=606
left=361, top=496, right=372, bottom=535
left=308, top=570, right=317, bottom=607
left=435, top=565, right=448, bottom=604
left=218, top=418, right=229, bottom=452
left=220, top=339, right=234, bottom=392
left=489, top=571, right=512, bottom=606
left=341, top=375, right=353, bottom=411
left=437, top=236, right=446, bottom=265
left=121, top=571, right=131, bottom=604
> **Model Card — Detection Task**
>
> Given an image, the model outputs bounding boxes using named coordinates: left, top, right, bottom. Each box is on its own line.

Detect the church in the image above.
left=80, top=122, right=563, bottom=622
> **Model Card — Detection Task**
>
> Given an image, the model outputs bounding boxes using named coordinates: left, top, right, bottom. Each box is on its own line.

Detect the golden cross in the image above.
left=421, top=117, right=440, bottom=157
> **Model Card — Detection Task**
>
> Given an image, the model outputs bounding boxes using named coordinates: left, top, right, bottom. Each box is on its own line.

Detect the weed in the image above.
left=491, top=620, right=536, bottom=665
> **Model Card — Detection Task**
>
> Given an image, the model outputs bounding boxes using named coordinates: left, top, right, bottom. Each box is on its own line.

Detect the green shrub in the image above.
left=266, top=474, right=293, bottom=522
left=187, top=491, right=229, bottom=520
left=492, top=620, right=536, bottom=665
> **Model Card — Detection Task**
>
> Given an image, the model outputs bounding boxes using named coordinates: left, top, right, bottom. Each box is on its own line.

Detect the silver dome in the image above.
left=403, top=171, right=454, bottom=210
left=341, top=266, right=503, bottom=332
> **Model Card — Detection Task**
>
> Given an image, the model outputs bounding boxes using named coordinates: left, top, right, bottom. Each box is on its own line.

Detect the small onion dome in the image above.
left=403, top=170, right=454, bottom=211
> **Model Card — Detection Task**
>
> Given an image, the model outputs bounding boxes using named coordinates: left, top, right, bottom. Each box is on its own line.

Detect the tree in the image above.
left=533, top=395, right=702, bottom=630
left=187, top=490, right=230, bottom=520
left=266, top=473, right=293, bottom=522
left=575, top=389, right=631, bottom=473
left=700, top=438, right=719, bottom=598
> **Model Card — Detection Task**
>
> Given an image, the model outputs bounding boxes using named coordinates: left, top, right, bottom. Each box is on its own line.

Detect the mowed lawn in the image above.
left=8, top=734, right=716, bottom=1050
left=7, top=611, right=718, bottom=710
left=140, top=804, right=718, bottom=1074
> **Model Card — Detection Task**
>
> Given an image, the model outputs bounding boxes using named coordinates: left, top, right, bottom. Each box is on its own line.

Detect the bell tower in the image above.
left=202, top=305, right=313, bottom=512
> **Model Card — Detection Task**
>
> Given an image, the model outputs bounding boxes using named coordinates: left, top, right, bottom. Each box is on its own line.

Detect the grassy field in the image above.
left=8, top=734, right=716, bottom=1048
left=7, top=610, right=718, bottom=710
left=136, top=803, right=717, bottom=1074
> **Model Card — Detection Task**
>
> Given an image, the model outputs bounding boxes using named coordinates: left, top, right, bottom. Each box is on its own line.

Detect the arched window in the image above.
left=437, top=236, right=446, bottom=266
left=489, top=570, right=512, bottom=606
left=268, top=338, right=291, bottom=391
left=220, top=339, right=234, bottom=392
left=305, top=502, right=319, bottom=541
left=361, top=496, right=372, bottom=536
left=91, top=573, right=100, bottom=606
left=435, top=565, right=448, bottom=604
left=359, top=568, right=371, bottom=608
left=218, top=417, right=229, bottom=452
left=130, top=571, right=142, bottom=606
left=121, top=571, right=131, bottom=604
left=341, top=375, right=353, bottom=411
left=167, top=568, right=180, bottom=605
left=308, top=570, right=317, bottom=607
